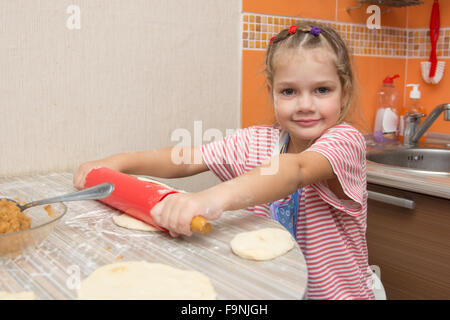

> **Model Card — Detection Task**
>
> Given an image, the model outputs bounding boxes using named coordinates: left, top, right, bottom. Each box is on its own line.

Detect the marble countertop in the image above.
left=365, top=133, right=450, bottom=200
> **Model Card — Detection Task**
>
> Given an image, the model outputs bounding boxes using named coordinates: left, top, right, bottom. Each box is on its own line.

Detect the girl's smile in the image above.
left=293, top=119, right=321, bottom=127
left=271, top=47, right=342, bottom=151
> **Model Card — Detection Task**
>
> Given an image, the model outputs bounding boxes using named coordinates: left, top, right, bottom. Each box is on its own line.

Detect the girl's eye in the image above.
left=316, top=87, right=330, bottom=94
left=281, top=88, right=295, bottom=96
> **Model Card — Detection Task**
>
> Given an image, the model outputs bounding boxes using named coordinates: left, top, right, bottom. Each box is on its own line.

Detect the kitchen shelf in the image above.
left=347, top=0, right=424, bottom=13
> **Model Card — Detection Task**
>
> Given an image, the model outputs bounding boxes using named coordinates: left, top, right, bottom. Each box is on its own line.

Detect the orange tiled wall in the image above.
left=241, top=0, right=450, bottom=135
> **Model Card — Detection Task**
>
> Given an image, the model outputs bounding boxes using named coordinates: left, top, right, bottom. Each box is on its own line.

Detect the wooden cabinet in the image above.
left=367, top=183, right=450, bottom=300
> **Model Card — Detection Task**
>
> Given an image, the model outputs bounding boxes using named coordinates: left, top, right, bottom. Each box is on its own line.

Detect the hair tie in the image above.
left=310, top=26, right=322, bottom=36
left=288, top=25, right=297, bottom=35
left=270, top=25, right=322, bottom=45
left=291, top=25, right=322, bottom=37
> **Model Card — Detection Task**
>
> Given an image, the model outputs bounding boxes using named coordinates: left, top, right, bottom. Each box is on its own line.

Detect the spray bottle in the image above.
left=373, top=75, right=400, bottom=143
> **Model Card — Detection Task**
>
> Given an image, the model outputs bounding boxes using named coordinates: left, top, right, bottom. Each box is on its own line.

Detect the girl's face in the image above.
left=271, top=47, right=342, bottom=150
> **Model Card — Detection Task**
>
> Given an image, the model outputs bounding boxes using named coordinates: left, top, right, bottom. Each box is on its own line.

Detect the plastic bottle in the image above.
left=399, top=84, right=427, bottom=143
left=373, top=75, right=400, bottom=143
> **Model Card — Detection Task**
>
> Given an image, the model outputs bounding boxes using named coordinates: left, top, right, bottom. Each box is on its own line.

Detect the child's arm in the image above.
left=212, top=151, right=335, bottom=210
left=151, top=151, right=337, bottom=237
left=73, top=146, right=208, bottom=189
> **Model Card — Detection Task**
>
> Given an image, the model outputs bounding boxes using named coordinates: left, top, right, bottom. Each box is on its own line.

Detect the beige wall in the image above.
left=0, top=0, right=241, bottom=192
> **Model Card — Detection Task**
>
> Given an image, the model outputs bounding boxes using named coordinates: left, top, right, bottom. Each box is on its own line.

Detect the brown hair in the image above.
left=265, top=21, right=357, bottom=124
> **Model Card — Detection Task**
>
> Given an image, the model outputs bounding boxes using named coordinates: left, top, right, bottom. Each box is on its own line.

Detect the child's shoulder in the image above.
left=322, top=122, right=364, bottom=138
left=316, top=123, right=366, bottom=145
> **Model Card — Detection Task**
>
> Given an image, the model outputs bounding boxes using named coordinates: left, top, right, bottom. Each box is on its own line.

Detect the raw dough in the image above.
left=112, top=214, right=160, bottom=232
left=230, top=228, right=295, bottom=261
left=0, top=291, right=35, bottom=300
left=77, top=261, right=217, bottom=300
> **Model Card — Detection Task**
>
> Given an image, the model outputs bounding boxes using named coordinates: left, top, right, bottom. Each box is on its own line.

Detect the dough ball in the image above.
left=112, top=214, right=160, bottom=232
left=77, top=261, right=216, bottom=300
left=0, top=291, right=35, bottom=300
left=230, top=228, right=295, bottom=261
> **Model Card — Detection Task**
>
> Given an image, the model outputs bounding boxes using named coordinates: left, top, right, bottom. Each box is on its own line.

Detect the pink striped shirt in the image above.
left=201, top=123, right=375, bottom=300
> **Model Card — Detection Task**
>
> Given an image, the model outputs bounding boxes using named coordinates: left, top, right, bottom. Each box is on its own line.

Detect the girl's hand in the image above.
left=73, top=159, right=119, bottom=190
left=150, top=192, right=223, bottom=237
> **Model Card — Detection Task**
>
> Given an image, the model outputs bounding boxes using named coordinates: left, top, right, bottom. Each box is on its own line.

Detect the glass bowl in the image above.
left=0, top=201, right=67, bottom=256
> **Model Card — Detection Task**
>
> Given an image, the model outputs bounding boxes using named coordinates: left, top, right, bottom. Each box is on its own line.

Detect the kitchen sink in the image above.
left=366, top=147, right=450, bottom=174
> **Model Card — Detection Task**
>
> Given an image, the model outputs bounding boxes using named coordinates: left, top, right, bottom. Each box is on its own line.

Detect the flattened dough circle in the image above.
left=77, top=261, right=217, bottom=300
left=230, top=228, right=295, bottom=261
left=112, top=214, right=160, bottom=232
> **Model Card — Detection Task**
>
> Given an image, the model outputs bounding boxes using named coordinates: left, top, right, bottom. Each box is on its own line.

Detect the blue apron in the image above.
left=269, top=133, right=302, bottom=241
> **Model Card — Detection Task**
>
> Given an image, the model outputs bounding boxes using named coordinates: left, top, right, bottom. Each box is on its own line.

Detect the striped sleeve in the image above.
left=304, top=125, right=367, bottom=216
left=201, top=127, right=252, bottom=181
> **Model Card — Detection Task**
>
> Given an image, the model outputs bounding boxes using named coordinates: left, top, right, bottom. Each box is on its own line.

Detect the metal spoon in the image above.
left=1, top=183, right=115, bottom=212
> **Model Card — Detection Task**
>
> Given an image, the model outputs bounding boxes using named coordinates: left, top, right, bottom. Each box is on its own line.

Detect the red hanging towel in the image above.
left=428, top=0, right=440, bottom=78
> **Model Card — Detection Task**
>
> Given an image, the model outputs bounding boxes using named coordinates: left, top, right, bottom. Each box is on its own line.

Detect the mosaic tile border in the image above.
left=242, top=12, right=450, bottom=59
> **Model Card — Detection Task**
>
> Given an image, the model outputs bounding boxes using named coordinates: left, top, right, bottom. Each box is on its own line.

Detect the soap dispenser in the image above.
left=399, top=84, right=427, bottom=142
left=373, top=75, right=400, bottom=143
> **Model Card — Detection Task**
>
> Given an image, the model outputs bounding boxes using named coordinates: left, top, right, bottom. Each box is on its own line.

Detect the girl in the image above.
left=74, top=21, right=374, bottom=300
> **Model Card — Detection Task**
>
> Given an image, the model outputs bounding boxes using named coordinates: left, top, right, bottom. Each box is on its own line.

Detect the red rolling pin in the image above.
left=84, top=167, right=211, bottom=234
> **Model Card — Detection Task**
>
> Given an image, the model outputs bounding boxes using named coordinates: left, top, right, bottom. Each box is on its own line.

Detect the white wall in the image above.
left=0, top=0, right=241, bottom=192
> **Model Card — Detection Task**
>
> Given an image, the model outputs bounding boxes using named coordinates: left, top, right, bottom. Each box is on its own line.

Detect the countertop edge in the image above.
left=367, top=165, right=450, bottom=200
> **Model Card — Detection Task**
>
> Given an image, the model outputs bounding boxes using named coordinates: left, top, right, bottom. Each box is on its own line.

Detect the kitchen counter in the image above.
left=0, top=173, right=307, bottom=300
left=366, top=133, right=450, bottom=200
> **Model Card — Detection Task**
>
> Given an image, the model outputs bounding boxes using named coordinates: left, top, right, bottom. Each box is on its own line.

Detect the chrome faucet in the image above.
left=403, top=103, right=450, bottom=147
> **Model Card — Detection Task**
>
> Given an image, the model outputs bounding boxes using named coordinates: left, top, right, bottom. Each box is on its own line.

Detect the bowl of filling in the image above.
left=0, top=198, right=67, bottom=255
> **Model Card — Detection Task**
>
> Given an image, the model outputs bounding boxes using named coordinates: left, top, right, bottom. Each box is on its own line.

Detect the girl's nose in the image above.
left=295, top=94, right=314, bottom=112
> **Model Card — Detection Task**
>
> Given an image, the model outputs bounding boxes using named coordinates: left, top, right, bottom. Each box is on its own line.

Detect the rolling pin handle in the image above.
left=191, top=216, right=211, bottom=234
